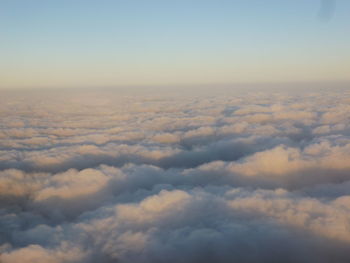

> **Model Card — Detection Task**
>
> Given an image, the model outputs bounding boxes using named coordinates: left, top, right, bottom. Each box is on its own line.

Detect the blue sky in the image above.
left=1, top=0, right=349, bottom=88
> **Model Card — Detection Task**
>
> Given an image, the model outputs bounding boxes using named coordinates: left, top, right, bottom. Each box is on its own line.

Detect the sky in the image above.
left=0, top=0, right=350, bottom=89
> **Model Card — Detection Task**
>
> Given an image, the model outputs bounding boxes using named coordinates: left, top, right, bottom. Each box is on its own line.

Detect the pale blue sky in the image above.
left=1, top=0, right=349, bottom=88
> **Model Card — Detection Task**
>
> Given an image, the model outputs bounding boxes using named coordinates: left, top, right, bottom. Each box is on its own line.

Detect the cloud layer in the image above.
left=1, top=87, right=350, bottom=263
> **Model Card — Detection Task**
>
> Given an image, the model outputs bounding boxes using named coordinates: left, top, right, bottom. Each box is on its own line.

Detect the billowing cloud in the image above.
left=0, top=87, right=350, bottom=263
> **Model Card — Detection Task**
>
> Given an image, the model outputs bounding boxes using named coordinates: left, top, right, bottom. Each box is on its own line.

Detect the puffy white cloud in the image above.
left=0, top=244, right=86, bottom=263
left=1, top=87, right=350, bottom=262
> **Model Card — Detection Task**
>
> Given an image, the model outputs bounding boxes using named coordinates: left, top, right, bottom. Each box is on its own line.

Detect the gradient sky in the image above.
left=1, top=0, right=350, bottom=88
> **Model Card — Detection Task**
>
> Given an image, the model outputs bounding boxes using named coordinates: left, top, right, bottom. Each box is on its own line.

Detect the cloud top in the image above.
left=1, top=88, right=350, bottom=263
